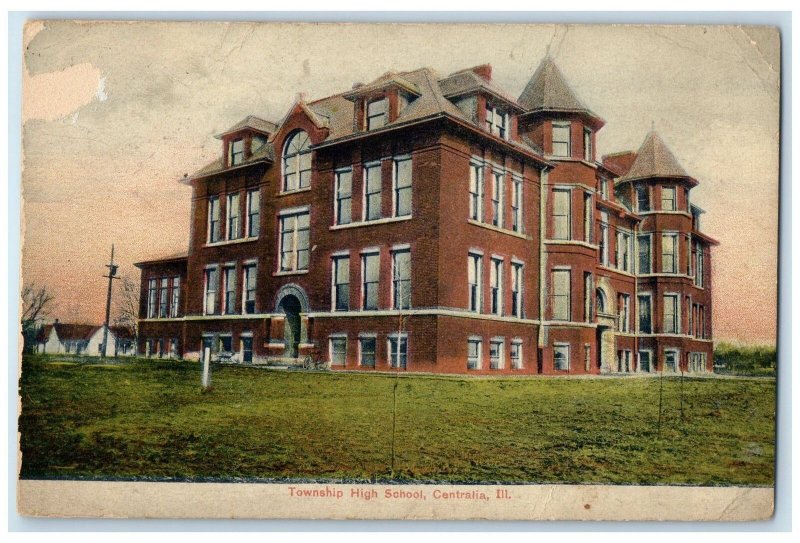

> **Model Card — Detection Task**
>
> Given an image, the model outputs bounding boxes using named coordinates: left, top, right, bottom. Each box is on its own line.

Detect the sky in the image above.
left=20, top=21, right=780, bottom=345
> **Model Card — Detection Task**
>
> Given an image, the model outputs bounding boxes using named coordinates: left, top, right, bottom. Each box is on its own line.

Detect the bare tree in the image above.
left=21, top=284, right=54, bottom=353
left=113, top=276, right=140, bottom=343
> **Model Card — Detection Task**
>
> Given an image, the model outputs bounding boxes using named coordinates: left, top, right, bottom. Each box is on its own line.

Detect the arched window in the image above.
left=282, top=130, right=311, bottom=191
left=595, top=288, right=607, bottom=314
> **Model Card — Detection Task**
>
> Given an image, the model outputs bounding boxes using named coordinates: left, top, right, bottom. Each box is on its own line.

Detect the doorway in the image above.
left=280, top=294, right=302, bottom=358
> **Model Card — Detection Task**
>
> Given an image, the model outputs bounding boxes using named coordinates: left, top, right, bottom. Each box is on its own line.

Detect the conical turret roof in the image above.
left=618, top=131, right=693, bottom=183
left=518, top=58, right=601, bottom=123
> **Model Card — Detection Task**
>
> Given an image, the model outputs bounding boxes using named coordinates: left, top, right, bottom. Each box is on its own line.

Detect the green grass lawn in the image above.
left=18, top=355, right=775, bottom=486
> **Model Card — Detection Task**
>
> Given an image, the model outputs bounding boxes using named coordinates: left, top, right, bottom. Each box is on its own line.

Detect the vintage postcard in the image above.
left=17, top=21, right=779, bottom=521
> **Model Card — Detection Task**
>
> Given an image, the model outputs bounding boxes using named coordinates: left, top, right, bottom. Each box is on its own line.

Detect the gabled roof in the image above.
left=342, top=71, right=422, bottom=100
left=518, top=58, right=602, bottom=125
left=438, top=67, right=523, bottom=111
left=186, top=140, right=274, bottom=182
left=214, top=115, right=278, bottom=139
left=52, top=323, right=102, bottom=342
left=618, top=131, right=695, bottom=184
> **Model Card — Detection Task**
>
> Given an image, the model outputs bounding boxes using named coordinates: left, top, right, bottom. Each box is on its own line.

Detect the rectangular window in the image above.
left=511, top=262, right=523, bottom=318
left=636, top=185, right=650, bottom=212
left=208, top=196, right=221, bottom=243
left=469, top=163, right=484, bottom=221
left=279, top=211, right=310, bottom=272
left=583, top=128, right=593, bottom=161
left=599, top=178, right=609, bottom=199
left=551, top=269, right=571, bottom=321
left=359, top=336, right=377, bottom=367
left=366, top=99, right=387, bottom=130
left=393, top=157, right=412, bottom=217
left=490, top=258, right=503, bottom=316
left=392, top=249, right=411, bottom=310
left=226, top=193, right=240, bottom=240
left=491, top=171, right=504, bottom=228
left=554, top=343, right=570, bottom=371
left=617, top=231, right=631, bottom=272
left=662, top=186, right=676, bottom=211
left=334, top=169, right=352, bottom=225
left=552, top=188, right=571, bottom=240
left=489, top=339, right=504, bottom=369
left=638, top=235, right=652, bottom=274
left=468, top=253, right=483, bottom=312
left=204, top=267, right=219, bottom=315
left=467, top=338, right=482, bottom=370
left=485, top=105, right=508, bottom=139
left=662, top=233, right=678, bottom=273
left=230, top=138, right=244, bottom=166
left=240, top=337, right=252, bottom=364
left=583, top=192, right=593, bottom=243
left=242, top=264, right=257, bottom=314
left=599, top=212, right=609, bottom=265
left=223, top=266, right=236, bottom=314
left=664, top=294, right=679, bottom=334
left=362, top=252, right=379, bottom=310
left=511, top=175, right=523, bottom=232
left=552, top=122, right=571, bottom=157
left=638, top=294, right=652, bottom=333
left=332, top=255, right=350, bottom=311
left=639, top=351, right=653, bottom=373
left=664, top=350, right=678, bottom=373
left=388, top=335, right=408, bottom=369
left=158, top=277, right=169, bottom=318
left=170, top=276, right=180, bottom=318
left=330, top=337, right=347, bottom=366
left=695, top=246, right=704, bottom=287
left=618, top=294, right=630, bottom=332
left=511, top=341, right=523, bottom=369
left=584, top=272, right=593, bottom=322
left=246, top=189, right=260, bottom=237
left=147, top=278, right=158, bottom=318
left=364, top=163, right=382, bottom=221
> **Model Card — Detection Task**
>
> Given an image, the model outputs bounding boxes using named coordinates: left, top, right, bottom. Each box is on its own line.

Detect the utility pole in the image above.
left=100, top=244, right=119, bottom=359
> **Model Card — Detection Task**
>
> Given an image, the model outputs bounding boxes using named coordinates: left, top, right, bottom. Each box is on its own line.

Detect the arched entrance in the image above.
left=274, top=284, right=310, bottom=360
left=594, top=284, right=616, bottom=373
left=280, top=294, right=302, bottom=358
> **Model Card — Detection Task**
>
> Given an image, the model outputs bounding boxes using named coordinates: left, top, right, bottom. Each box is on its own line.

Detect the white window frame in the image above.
left=207, top=195, right=221, bottom=243
left=637, top=292, right=652, bottom=334
left=334, top=168, right=353, bottom=226
left=222, top=265, right=237, bottom=315
left=329, top=335, right=347, bottom=366
left=663, top=293, right=680, bottom=334
left=661, top=186, right=676, bottom=211
left=552, top=188, right=572, bottom=240
left=490, top=257, right=504, bottom=316
left=599, top=212, right=609, bottom=265
left=278, top=209, right=311, bottom=272
left=358, top=334, right=378, bottom=367
left=147, top=278, right=158, bottom=318
left=392, top=156, right=413, bottom=218
left=491, top=170, right=505, bottom=228
left=638, top=349, right=654, bottom=373
left=363, top=161, right=383, bottom=222
left=366, top=98, right=387, bottom=130
left=637, top=234, right=652, bottom=274
left=246, top=188, right=260, bottom=238
left=618, top=293, right=630, bottom=332
left=551, top=268, right=571, bottom=321
left=226, top=192, right=241, bottom=240
left=203, top=266, right=220, bottom=315
left=391, top=248, right=411, bottom=310
left=469, top=161, right=484, bottom=222
left=229, top=137, right=245, bottom=166
left=510, top=339, right=523, bottom=369
left=282, top=130, right=312, bottom=192
left=388, top=333, right=409, bottom=369
left=552, top=121, right=571, bottom=157
left=583, top=127, right=593, bottom=161
left=554, top=343, right=571, bottom=371
left=664, top=348, right=680, bottom=373
left=661, top=232, right=678, bottom=274
left=331, top=254, right=350, bottom=312
left=511, top=174, right=523, bottom=232
left=361, top=250, right=380, bottom=311
left=242, top=263, right=257, bottom=314
left=489, top=337, right=505, bottom=370
left=170, top=276, right=180, bottom=318
left=467, top=336, right=482, bottom=370
left=468, top=252, right=483, bottom=313
left=511, top=261, right=523, bottom=318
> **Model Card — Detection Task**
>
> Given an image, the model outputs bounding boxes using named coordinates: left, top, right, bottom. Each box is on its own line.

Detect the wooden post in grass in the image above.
left=202, top=346, right=211, bottom=390
left=657, top=366, right=664, bottom=435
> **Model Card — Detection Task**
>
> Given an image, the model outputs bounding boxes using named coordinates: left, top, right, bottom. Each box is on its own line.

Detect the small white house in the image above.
left=36, top=322, right=133, bottom=357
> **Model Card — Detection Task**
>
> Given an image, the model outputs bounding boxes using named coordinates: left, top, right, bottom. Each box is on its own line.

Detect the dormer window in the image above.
left=230, top=138, right=245, bottom=166
left=552, top=122, right=571, bottom=157
left=366, top=98, right=387, bottom=130
left=485, top=104, right=508, bottom=139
